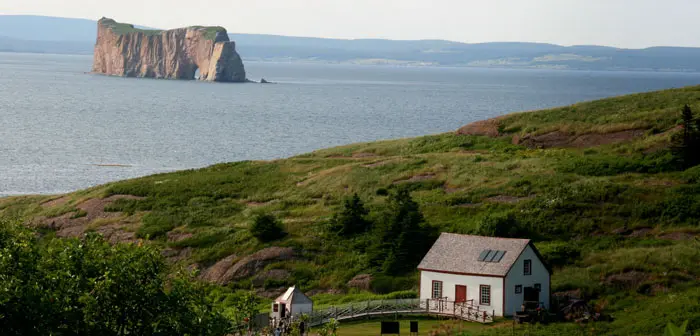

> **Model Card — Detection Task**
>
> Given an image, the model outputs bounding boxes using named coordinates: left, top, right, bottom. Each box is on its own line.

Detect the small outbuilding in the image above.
left=418, top=233, right=552, bottom=317
left=270, top=286, right=313, bottom=323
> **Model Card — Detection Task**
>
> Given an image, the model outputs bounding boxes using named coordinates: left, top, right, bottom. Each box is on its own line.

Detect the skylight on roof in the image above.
left=478, top=249, right=506, bottom=263
left=478, top=250, right=490, bottom=261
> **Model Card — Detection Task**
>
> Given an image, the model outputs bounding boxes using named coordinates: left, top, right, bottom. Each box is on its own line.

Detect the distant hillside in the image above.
left=3, top=15, right=700, bottom=72
left=0, top=15, right=96, bottom=42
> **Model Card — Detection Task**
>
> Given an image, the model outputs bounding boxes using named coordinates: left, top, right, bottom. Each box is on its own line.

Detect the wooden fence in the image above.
left=232, top=298, right=496, bottom=334
left=307, top=298, right=494, bottom=326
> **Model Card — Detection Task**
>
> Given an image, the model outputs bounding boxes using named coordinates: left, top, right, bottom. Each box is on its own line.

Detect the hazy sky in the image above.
left=2, top=0, right=700, bottom=48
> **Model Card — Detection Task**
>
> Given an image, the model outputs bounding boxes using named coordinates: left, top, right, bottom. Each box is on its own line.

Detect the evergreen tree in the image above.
left=250, top=214, right=287, bottom=242
left=331, top=194, right=371, bottom=236
left=672, top=105, right=700, bottom=169
left=369, top=188, right=437, bottom=275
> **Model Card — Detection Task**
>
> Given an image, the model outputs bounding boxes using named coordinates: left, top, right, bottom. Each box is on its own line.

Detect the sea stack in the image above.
left=92, top=18, right=246, bottom=82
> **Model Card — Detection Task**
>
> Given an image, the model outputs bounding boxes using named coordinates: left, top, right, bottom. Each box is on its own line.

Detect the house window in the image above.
left=534, top=283, right=541, bottom=291
left=480, top=285, right=491, bottom=306
left=432, top=281, right=443, bottom=299
left=515, top=285, right=522, bottom=294
left=273, top=303, right=279, bottom=312
left=524, top=259, right=532, bottom=275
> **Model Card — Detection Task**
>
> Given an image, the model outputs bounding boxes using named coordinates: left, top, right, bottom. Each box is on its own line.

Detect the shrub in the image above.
left=557, top=151, right=676, bottom=176
left=0, top=220, right=232, bottom=336
left=370, top=275, right=415, bottom=294
left=136, top=212, right=178, bottom=239
left=250, top=214, right=287, bottom=243
left=536, top=241, right=581, bottom=268
left=476, top=211, right=527, bottom=238
left=383, top=290, right=418, bottom=299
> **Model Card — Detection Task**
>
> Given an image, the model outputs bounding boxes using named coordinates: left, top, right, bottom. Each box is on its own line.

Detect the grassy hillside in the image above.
left=2, top=86, right=700, bottom=334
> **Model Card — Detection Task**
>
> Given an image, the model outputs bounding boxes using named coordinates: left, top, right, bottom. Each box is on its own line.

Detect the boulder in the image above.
left=456, top=117, right=503, bottom=137
left=199, top=254, right=238, bottom=284
left=199, top=247, right=295, bottom=285
left=347, top=274, right=373, bottom=290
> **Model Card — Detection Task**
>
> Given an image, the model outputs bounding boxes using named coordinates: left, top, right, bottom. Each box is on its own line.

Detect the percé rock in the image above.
left=92, top=18, right=246, bottom=82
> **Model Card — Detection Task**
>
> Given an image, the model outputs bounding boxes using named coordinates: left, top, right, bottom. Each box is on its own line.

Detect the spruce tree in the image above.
left=331, top=193, right=371, bottom=236
left=370, top=187, right=437, bottom=275
left=672, top=105, right=700, bottom=169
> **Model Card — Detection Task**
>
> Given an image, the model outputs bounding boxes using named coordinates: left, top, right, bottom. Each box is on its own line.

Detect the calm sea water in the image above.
left=2, top=52, right=700, bottom=196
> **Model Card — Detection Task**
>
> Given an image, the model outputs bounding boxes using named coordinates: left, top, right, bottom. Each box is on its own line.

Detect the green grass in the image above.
left=3, top=85, right=700, bottom=335
left=314, top=317, right=491, bottom=336
left=100, top=18, right=226, bottom=40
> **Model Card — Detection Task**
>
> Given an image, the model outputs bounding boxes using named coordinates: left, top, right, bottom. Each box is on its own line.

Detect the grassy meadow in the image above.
left=2, top=85, right=700, bottom=335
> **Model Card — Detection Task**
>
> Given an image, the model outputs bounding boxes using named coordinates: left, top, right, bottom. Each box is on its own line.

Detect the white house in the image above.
left=270, top=286, right=313, bottom=323
left=417, top=233, right=551, bottom=317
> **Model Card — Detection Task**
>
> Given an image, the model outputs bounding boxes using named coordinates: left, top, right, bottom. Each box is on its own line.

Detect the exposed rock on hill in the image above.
left=347, top=274, right=372, bottom=290
left=199, top=247, right=296, bottom=285
left=455, top=118, right=504, bottom=137
left=92, top=18, right=246, bottom=82
left=456, top=116, right=647, bottom=149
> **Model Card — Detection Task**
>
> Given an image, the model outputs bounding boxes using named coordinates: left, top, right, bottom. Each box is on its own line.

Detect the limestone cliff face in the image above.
left=92, top=18, right=246, bottom=82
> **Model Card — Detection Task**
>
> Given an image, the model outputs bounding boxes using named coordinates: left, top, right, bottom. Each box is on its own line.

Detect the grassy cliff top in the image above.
left=98, top=17, right=226, bottom=40
left=4, top=85, right=700, bottom=334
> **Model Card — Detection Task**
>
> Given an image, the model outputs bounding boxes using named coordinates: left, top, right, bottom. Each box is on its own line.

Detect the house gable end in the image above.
left=503, top=242, right=552, bottom=278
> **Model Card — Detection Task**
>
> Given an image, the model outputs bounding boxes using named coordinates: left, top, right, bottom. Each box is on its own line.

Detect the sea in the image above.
left=2, top=52, right=700, bottom=196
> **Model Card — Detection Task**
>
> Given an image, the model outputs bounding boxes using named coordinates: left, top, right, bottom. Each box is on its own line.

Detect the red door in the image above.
left=455, top=285, right=467, bottom=303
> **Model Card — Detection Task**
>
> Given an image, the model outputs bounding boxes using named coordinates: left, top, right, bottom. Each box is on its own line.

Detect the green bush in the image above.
left=475, top=211, right=527, bottom=238
left=370, top=275, right=415, bottom=294
left=0, top=219, right=232, bottom=336
left=382, top=290, right=418, bottom=299
left=557, top=151, right=676, bottom=176
left=536, top=241, right=581, bottom=268
left=264, top=279, right=288, bottom=289
left=250, top=214, right=287, bottom=243
left=136, top=212, right=178, bottom=239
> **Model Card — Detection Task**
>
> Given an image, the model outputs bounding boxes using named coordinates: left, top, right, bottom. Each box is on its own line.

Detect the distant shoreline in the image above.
left=3, top=50, right=700, bottom=74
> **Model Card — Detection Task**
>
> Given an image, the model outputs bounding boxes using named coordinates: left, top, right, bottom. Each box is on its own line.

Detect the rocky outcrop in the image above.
left=199, top=247, right=295, bottom=285
left=347, top=274, right=373, bottom=290
left=92, top=18, right=246, bottom=82
left=456, top=117, right=504, bottom=137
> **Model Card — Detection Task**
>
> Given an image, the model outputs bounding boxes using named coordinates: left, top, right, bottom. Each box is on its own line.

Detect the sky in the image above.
left=2, top=0, right=700, bottom=48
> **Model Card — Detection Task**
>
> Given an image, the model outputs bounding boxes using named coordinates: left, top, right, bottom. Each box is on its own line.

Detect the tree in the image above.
left=672, top=105, right=700, bottom=169
left=0, top=219, right=233, bottom=336
left=330, top=194, right=371, bottom=236
left=369, top=187, right=437, bottom=275
left=250, top=214, right=287, bottom=243
left=475, top=211, right=526, bottom=238
left=230, top=290, right=259, bottom=333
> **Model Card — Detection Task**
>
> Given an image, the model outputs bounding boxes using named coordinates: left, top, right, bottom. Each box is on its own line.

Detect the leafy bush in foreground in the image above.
left=0, top=220, right=231, bottom=336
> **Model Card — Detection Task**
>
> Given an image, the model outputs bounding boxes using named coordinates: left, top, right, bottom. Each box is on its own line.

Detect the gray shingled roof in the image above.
left=275, top=286, right=313, bottom=305
left=417, top=233, right=531, bottom=277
